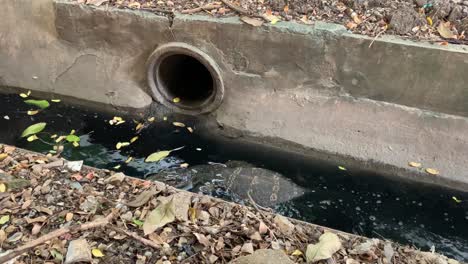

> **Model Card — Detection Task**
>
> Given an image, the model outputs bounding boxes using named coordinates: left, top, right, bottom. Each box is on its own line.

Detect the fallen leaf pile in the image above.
left=0, top=145, right=461, bottom=263
left=75, top=0, right=468, bottom=43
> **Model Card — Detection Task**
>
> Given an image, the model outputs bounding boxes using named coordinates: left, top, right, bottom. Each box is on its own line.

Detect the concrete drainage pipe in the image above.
left=146, top=43, right=224, bottom=115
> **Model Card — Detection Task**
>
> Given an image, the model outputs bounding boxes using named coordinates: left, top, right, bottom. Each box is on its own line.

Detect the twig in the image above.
left=219, top=0, right=270, bottom=22
left=0, top=211, right=117, bottom=263
left=181, top=3, right=221, bottom=14
left=368, top=29, right=386, bottom=48
left=108, top=225, right=160, bottom=249
left=246, top=191, right=278, bottom=241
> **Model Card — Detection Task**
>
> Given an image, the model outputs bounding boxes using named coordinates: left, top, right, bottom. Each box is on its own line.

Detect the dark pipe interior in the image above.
left=158, top=54, right=214, bottom=107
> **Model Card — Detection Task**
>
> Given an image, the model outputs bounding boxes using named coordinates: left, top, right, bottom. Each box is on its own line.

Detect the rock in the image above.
left=390, top=6, right=426, bottom=34
left=0, top=172, right=31, bottom=191
left=65, top=239, right=92, bottom=264
left=449, top=5, right=464, bottom=21
left=229, top=249, right=294, bottom=264
left=434, top=0, right=454, bottom=19
left=273, top=215, right=295, bottom=235
left=79, top=196, right=99, bottom=213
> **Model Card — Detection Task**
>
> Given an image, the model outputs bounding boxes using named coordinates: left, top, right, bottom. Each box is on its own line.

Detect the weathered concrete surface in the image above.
left=1, top=1, right=468, bottom=190
left=0, top=0, right=155, bottom=112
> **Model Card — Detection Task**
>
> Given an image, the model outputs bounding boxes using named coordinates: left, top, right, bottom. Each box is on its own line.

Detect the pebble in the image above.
left=65, top=239, right=92, bottom=264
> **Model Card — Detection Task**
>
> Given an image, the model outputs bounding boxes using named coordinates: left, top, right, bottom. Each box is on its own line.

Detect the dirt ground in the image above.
left=0, top=145, right=461, bottom=263
left=79, top=0, right=468, bottom=44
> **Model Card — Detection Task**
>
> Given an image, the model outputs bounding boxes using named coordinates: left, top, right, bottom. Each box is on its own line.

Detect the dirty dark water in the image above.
left=0, top=92, right=467, bottom=261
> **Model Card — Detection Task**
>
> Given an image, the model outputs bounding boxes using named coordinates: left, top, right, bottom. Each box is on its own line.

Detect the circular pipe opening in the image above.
left=147, top=43, right=224, bottom=114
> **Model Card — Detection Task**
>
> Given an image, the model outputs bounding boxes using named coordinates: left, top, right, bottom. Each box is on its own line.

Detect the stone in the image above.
left=273, top=215, right=295, bottom=235
left=65, top=239, right=92, bottom=264
left=390, top=6, right=426, bottom=34
left=229, top=249, right=294, bottom=264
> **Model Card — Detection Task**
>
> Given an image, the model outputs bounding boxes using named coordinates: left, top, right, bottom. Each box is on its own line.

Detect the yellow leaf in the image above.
left=173, top=97, right=181, bottom=103
left=189, top=207, right=197, bottom=222
left=163, top=116, right=167, bottom=121
left=408, top=162, right=422, bottom=168
left=70, top=129, right=76, bottom=135
left=50, top=134, right=57, bottom=139
left=27, top=110, right=39, bottom=116
left=130, top=136, right=139, bottom=143
left=27, top=135, right=39, bottom=142
left=173, top=122, right=186, bottom=128
left=145, top=147, right=184, bottom=163
left=125, top=156, right=133, bottom=163
left=148, top=117, right=155, bottom=122
left=116, top=142, right=130, bottom=150
left=425, top=168, right=439, bottom=175
left=65, top=212, right=74, bottom=221
left=0, top=215, right=10, bottom=225
left=55, top=136, right=65, bottom=143
left=426, top=17, right=433, bottom=26
left=51, top=99, right=61, bottom=103
left=306, top=232, right=341, bottom=262
left=187, top=127, right=194, bottom=133
left=72, top=141, right=79, bottom=147
left=27, top=90, right=31, bottom=96
left=0, top=153, right=8, bottom=161
left=338, top=166, right=347, bottom=171
left=116, top=120, right=125, bottom=125
left=452, top=196, right=462, bottom=203
left=0, top=183, right=6, bottom=193
left=291, top=249, right=303, bottom=256
left=136, top=123, right=144, bottom=131
left=113, top=164, right=121, bottom=170
left=19, top=93, right=29, bottom=98
left=91, top=248, right=105, bottom=258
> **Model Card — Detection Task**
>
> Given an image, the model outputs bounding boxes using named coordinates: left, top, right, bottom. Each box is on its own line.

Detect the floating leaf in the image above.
left=20, top=93, right=29, bottom=98
left=148, top=117, right=155, bottom=122
left=72, top=141, right=80, bottom=147
left=116, top=142, right=130, bottom=150
left=338, top=166, right=347, bottom=171
left=241, top=16, right=264, bottom=27
left=163, top=117, right=167, bottom=121
left=27, top=110, right=39, bottom=116
left=24, top=99, right=50, bottom=109
left=408, top=162, right=421, bottom=168
left=125, top=156, right=133, bottom=163
left=21, top=122, right=46, bottom=137
left=187, top=127, right=194, bottom=133
left=91, top=248, right=105, bottom=258
left=27, top=135, right=39, bottom=142
left=135, top=123, right=144, bottom=131
left=437, top=22, right=455, bottom=39
left=173, top=97, right=181, bottom=103
left=0, top=215, right=10, bottom=225
left=452, top=196, right=462, bottom=203
left=130, top=136, right=139, bottom=143
left=145, top=147, right=184, bottom=162
left=133, top=219, right=144, bottom=227
left=173, top=122, right=186, bottom=128
left=425, top=168, right=439, bottom=175
left=113, top=164, right=121, bottom=170
left=51, top=99, right=61, bottom=103
left=143, top=198, right=176, bottom=235
left=66, top=134, right=80, bottom=142
left=55, top=135, right=65, bottom=143
left=180, top=163, right=189, bottom=168
left=0, top=183, right=6, bottom=192
left=306, top=232, right=342, bottom=262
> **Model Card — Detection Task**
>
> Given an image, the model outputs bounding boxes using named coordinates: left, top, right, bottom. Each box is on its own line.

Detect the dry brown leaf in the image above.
left=346, top=21, right=358, bottom=30
left=126, top=187, right=159, bottom=208
left=172, top=122, right=186, bottom=128
left=250, top=231, right=262, bottom=241
left=194, top=232, right=211, bottom=248
left=240, top=16, right=264, bottom=27
left=437, top=22, right=456, bottom=39
left=86, top=0, right=108, bottom=6
left=241, top=242, right=254, bottom=254
left=66, top=212, right=74, bottom=222
left=259, top=221, right=268, bottom=234
left=31, top=223, right=42, bottom=235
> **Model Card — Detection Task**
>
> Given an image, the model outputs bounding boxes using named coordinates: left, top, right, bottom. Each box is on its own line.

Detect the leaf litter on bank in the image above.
left=143, top=198, right=176, bottom=235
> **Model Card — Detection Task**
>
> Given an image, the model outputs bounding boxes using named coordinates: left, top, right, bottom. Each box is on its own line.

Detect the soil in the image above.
left=79, top=0, right=468, bottom=44
left=0, top=145, right=460, bottom=263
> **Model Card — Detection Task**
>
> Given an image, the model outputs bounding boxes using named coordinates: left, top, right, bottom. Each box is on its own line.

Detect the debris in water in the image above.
left=425, top=168, right=439, bottom=175
left=408, top=162, right=422, bottom=168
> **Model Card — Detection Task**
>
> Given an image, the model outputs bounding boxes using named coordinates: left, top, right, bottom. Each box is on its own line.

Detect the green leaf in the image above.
left=143, top=198, right=175, bottom=235
left=24, top=99, right=50, bottom=109
left=306, top=232, right=341, bottom=262
left=145, top=147, right=185, bottom=163
left=133, top=219, right=144, bottom=227
left=0, top=215, right=10, bottom=225
left=21, top=123, right=46, bottom=138
left=50, top=249, right=63, bottom=261
left=145, top=150, right=171, bottom=163
left=66, top=134, right=80, bottom=142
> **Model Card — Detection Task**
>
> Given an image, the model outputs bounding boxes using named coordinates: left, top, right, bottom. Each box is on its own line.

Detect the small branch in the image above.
left=0, top=211, right=117, bottom=263
left=219, top=0, right=269, bottom=22
left=247, top=191, right=278, bottom=241
left=368, top=28, right=386, bottom=48
left=108, top=225, right=160, bottom=249
left=181, top=3, right=221, bottom=14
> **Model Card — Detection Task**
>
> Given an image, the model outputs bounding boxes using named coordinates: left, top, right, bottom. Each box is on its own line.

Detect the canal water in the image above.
left=0, top=92, right=467, bottom=261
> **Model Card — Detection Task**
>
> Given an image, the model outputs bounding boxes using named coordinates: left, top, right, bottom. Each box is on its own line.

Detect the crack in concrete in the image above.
left=53, top=53, right=97, bottom=84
